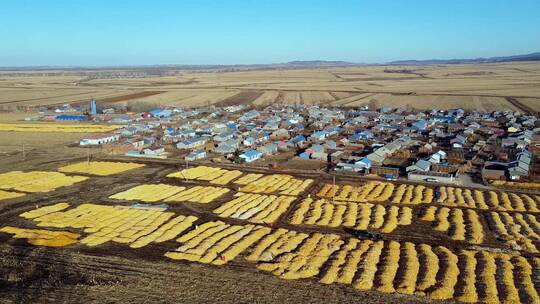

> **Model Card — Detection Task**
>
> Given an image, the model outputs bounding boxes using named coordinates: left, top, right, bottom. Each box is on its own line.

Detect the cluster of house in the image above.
left=73, top=103, right=539, bottom=184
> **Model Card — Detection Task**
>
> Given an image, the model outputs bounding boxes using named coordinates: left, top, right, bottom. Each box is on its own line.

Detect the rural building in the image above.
left=240, top=150, right=263, bottom=163
left=408, top=171, right=459, bottom=184
left=406, top=160, right=432, bottom=173
left=214, top=131, right=235, bottom=142
left=185, top=149, right=206, bottom=161
left=355, top=157, right=372, bottom=169
left=258, top=142, right=278, bottom=155
left=80, top=134, right=120, bottom=146
left=55, top=115, right=88, bottom=121
left=176, top=137, right=207, bottom=149
left=310, top=131, right=327, bottom=141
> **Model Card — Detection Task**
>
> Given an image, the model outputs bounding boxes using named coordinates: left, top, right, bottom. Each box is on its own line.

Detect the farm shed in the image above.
left=80, top=134, right=120, bottom=146
left=408, top=171, right=458, bottom=184
left=55, top=115, right=88, bottom=121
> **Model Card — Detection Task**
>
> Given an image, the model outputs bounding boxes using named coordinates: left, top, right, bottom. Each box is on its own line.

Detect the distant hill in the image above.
left=1, top=52, right=540, bottom=71
left=388, top=52, right=540, bottom=65
left=284, top=60, right=360, bottom=67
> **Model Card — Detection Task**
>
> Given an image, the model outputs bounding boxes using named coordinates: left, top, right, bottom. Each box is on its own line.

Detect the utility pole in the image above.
left=22, top=144, right=25, bottom=161
left=332, top=175, right=336, bottom=204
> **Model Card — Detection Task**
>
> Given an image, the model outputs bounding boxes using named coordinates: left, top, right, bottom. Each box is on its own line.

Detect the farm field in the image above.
left=0, top=160, right=539, bottom=303
left=0, top=123, right=121, bottom=133
left=1, top=62, right=539, bottom=111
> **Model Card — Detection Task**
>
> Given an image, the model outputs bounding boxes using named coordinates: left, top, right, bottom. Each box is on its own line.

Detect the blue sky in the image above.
left=1, top=0, right=539, bottom=66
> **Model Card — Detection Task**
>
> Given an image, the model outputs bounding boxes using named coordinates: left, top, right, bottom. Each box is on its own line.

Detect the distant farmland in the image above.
left=0, top=62, right=539, bottom=111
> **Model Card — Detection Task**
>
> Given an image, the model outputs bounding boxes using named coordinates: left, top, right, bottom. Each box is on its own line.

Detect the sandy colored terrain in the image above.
left=0, top=62, right=539, bottom=111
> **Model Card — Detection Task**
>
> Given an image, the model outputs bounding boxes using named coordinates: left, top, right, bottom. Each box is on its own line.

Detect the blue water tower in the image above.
left=90, top=98, right=97, bottom=115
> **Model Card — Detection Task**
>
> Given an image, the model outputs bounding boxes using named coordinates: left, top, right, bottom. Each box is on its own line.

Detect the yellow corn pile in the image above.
left=420, top=206, right=484, bottom=244
left=165, top=221, right=271, bottom=265
left=58, top=161, right=145, bottom=176
left=436, top=186, right=539, bottom=212
left=18, top=203, right=197, bottom=248
left=233, top=173, right=264, bottom=185
left=213, top=193, right=296, bottom=223
left=165, top=186, right=230, bottom=204
left=20, top=202, right=70, bottom=219
left=290, top=198, right=412, bottom=233
left=256, top=232, right=343, bottom=280
left=238, top=174, right=313, bottom=195
left=490, top=180, right=540, bottom=191
left=487, top=211, right=540, bottom=253
left=0, top=190, right=25, bottom=201
left=318, top=238, right=537, bottom=303
left=167, top=166, right=243, bottom=185
left=110, top=184, right=230, bottom=204
left=0, top=226, right=80, bottom=247
left=318, top=182, right=433, bottom=204
left=0, top=171, right=88, bottom=193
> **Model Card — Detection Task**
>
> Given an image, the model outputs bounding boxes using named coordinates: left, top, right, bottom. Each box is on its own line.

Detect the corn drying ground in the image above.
left=165, top=223, right=540, bottom=304
left=58, top=161, right=145, bottom=176
left=317, top=182, right=540, bottom=213
left=213, top=192, right=297, bottom=224
left=0, top=226, right=80, bottom=247
left=290, top=198, right=413, bottom=233
left=1, top=162, right=540, bottom=304
left=167, top=165, right=243, bottom=185
left=167, top=165, right=314, bottom=195
left=235, top=173, right=314, bottom=195
left=0, top=189, right=25, bottom=201
left=12, top=203, right=198, bottom=248
left=0, top=170, right=88, bottom=193
left=4, top=203, right=540, bottom=303
left=109, top=183, right=230, bottom=204
left=311, top=182, right=540, bottom=252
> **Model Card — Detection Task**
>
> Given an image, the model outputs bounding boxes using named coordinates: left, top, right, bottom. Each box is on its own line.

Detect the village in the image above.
left=23, top=98, right=540, bottom=190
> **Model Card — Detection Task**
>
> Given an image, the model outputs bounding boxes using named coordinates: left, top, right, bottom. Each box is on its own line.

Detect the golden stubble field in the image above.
left=0, top=62, right=539, bottom=111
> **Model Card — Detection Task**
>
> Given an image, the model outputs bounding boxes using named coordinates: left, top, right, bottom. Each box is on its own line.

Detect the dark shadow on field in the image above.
left=0, top=243, right=85, bottom=303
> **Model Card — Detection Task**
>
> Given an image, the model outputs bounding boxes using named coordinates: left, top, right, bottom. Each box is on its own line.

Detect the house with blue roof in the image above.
left=288, top=134, right=306, bottom=148
left=55, top=115, right=88, bottom=121
left=351, top=131, right=372, bottom=141
left=310, top=130, right=328, bottom=141
left=355, top=157, right=372, bottom=169
left=149, top=109, right=172, bottom=118
left=412, top=119, right=429, bottom=131
left=240, top=150, right=263, bottom=163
